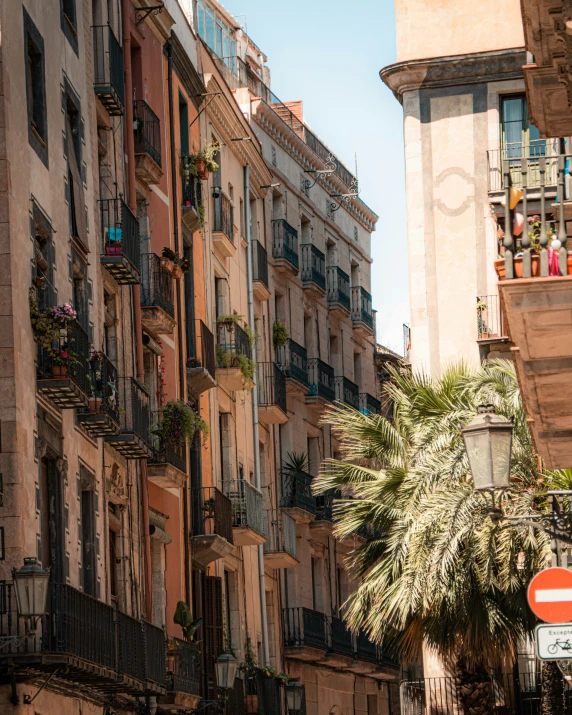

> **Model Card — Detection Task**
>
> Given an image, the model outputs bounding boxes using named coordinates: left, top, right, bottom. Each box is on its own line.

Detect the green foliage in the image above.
left=272, top=319, right=289, bottom=348
left=283, top=451, right=309, bottom=473
left=198, top=203, right=205, bottom=227
left=235, top=352, right=255, bottom=387
left=157, top=400, right=210, bottom=449
left=216, top=313, right=244, bottom=325
left=173, top=601, right=203, bottom=642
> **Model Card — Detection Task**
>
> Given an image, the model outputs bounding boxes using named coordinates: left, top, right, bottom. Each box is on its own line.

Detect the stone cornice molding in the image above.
left=380, top=48, right=527, bottom=103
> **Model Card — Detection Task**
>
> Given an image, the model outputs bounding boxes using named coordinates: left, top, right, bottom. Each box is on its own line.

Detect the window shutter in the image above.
left=203, top=575, right=223, bottom=700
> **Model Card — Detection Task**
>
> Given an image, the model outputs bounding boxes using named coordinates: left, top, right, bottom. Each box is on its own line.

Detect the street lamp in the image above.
left=215, top=650, right=238, bottom=699
left=461, top=404, right=513, bottom=492
left=285, top=679, right=304, bottom=715
left=12, top=557, right=50, bottom=636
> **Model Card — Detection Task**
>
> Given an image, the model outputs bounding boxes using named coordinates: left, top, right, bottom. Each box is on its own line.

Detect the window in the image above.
left=311, top=557, right=322, bottom=611
left=179, top=94, right=189, bottom=156
left=108, top=502, right=119, bottom=599
left=60, top=0, right=78, bottom=53
left=196, top=0, right=236, bottom=64
left=80, top=472, right=97, bottom=597
left=500, top=95, right=544, bottom=159
left=33, top=201, right=56, bottom=311
left=24, top=8, right=48, bottom=165
left=65, top=84, right=87, bottom=250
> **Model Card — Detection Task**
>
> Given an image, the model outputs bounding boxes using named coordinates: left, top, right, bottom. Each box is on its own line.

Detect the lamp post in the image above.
left=214, top=650, right=238, bottom=713
left=285, top=679, right=304, bottom=715
left=12, top=557, right=50, bottom=636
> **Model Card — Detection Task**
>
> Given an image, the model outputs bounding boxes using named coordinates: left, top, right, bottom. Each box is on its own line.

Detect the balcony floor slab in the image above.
left=259, top=403, right=288, bottom=425
left=232, top=526, right=266, bottom=546
left=253, top=280, right=271, bottom=302
left=148, top=461, right=187, bottom=489
left=216, top=367, right=245, bottom=392
left=190, top=534, right=234, bottom=567
left=264, top=551, right=299, bottom=569
left=187, top=366, right=217, bottom=394
left=141, top=305, right=176, bottom=336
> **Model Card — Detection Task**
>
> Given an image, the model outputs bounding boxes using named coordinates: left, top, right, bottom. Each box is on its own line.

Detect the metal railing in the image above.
left=216, top=321, right=251, bottom=368
left=117, top=377, right=150, bottom=445
left=315, top=491, right=334, bottom=521
left=253, top=239, right=269, bottom=289
left=276, top=339, right=308, bottom=386
left=214, top=193, right=233, bottom=240
left=99, top=196, right=140, bottom=271
left=37, top=318, right=90, bottom=396
left=283, top=607, right=328, bottom=650
left=92, top=24, right=124, bottom=114
left=200, top=486, right=234, bottom=544
left=307, top=358, right=335, bottom=402
left=133, top=99, right=162, bottom=167
left=351, top=286, right=373, bottom=329
left=263, top=509, right=297, bottom=558
left=117, top=610, right=166, bottom=685
left=149, top=410, right=187, bottom=474
left=327, top=266, right=351, bottom=311
left=336, top=376, right=359, bottom=410
left=181, top=162, right=202, bottom=212
left=301, top=243, right=326, bottom=291
left=141, top=253, right=175, bottom=318
left=86, top=352, right=120, bottom=423
left=272, top=218, right=299, bottom=269
left=359, top=393, right=381, bottom=416
left=487, top=142, right=559, bottom=192
left=167, top=638, right=200, bottom=695
left=225, top=479, right=265, bottom=537
left=281, top=467, right=316, bottom=514
left=257, top=362, right=287, bottom=414
left=477, top=295, right=506, bottom=340
left=188, top=319, right=216, bottom=377
left=331, top=616, right=353, bottom=656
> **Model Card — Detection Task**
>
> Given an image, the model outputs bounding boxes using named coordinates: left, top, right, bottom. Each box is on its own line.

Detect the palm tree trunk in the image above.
left=455, top=661, right=494, bottom=715
left=541, top=661, right=564, bottom=715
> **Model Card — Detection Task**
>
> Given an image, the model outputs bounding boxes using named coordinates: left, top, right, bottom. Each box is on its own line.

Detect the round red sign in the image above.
left=528, top=567, right=572, bottom=624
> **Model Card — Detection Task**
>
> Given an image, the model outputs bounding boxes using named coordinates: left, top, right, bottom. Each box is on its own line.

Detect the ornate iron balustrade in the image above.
left=141, top=253, right=175, bottom=318
left=117, top=377, right=151, bottom=444
left=201, top=486, right=234, bottom=544
left=257, top=362, right=287, bottom=414
left=263, top=509, right=297, bottom=558
left=37, top=317, right=90, bottom=395
left=181, top=163, right=202, bottom=212
left=92, top=24, right=124, bottom=115
left=301, top=243, right=326, bottom=291
left=327, top=266, right=351, bottom=311
left=335, top=376, right=359, bottom=410
left=281, top=466, right=316, bottom=514
left=276, top=338, right=308, bottom=387
left=188, top=319, right=216, bottom=377
left=167, top=638, right=200, bottom=695
left=216, top=321, right=251, bottom=366
left=359, top=393, right=381, bottom=416
left=253, top=239, right=269, bottom=289
left=307, top=358, right=335, bottom=402
left=213, top=193, right=233, bottom=240
left=487, top=142, right=558, bottom=192
left=149, top=410, right=187, bottom=473
left=283, top=607, right=328, bottom=650
left=117, top=611, right=166, bottom=686
left=133, top=99, right=162, bottom=168
left=272, top=218, right=299, bottom=269
left=315, top=491, right=334, bottom=522
left=330, top=616, right=354, bottom=656
left=351, top=286, right=373, bottom=329
left=476, top=294, right=506, bottom=340
left=355, top=631, right=378, bottom=663
left=77, top=352, right=121, bottom=434
left=99, top=196, right=141, bottom=275
left=225, top=479, right=265, bottom=537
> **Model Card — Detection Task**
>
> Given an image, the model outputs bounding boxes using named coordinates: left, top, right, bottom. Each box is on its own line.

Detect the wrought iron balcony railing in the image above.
left=181, top=164, right=202, bottom=212
left=99, top=196, right=141, bottom=283
left=225, top=479, right=265, bottom=537
left=167, top=637, right=200, bottom=696
left=272, top=218, right=299, bottom=270
left=188, top=319, right=216, bottom=378
left=351, top=286, right=374, bottom=330
left=216, top=321, right=250, bottom=365
left=149, top=410, right=187, bottom=474
left=200, top=486, right=234, bottom=545
left=307, top=358, right=335, bottom=402
left=117, top=611, right=166, bottom=687
left=487, top=142, right=558, bottom=193
left=331, top=615, right=354, bottom=656
left=476, top=294, right=507, bottom=340
left=315, top=491, right=334, bottom=522
left=253, top=239, right=269, bottom=289
left=301, top=243, right=326, bottom=291
left=213, top=193, right=233, bottom=240
left=92, top=24, right=124, bottom=115
left=141, top=253, right=175, bottom=318
left=105, top=377, right=151, bottom=458
left=359, top=393, right=381, bottom=416
left=327, top=266, right=351, bottom=312
left=77, top=352, right=120, bottom=435
left=133, top=99, right=162, bottom=168
left=281, top=466, right=316, bottom=514
left=263, top=509, right=297, bottom=559
left=283, top=607, right=328, bottom=650
left=276, top=338, right=308, bottom=387
left=257, top=362, right=287, bottom=414
left=335, top=376, right=359, bottom=410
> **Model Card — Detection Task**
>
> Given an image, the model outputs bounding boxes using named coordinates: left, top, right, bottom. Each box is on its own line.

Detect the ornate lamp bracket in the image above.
left=135, top=3, right=164, bottom=26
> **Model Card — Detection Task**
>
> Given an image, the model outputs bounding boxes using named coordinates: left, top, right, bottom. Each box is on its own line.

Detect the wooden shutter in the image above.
left=66, top=116, right=88, bottom=250
left=203, top=575, right=223, bottom=701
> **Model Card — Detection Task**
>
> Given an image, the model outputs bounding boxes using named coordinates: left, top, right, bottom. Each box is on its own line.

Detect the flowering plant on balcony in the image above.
left=52, top=303, right=77, bottom=323
left=154, top=400, right=210, bottom=451
left=29, top=289, right=76, bottom=352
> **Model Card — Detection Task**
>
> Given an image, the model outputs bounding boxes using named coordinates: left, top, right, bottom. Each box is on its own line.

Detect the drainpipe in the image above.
left=245, top=164, right=270, bottom=665
left=166, top=39, right=191, bottom=607
left=122, top=0, right=152, bottom=618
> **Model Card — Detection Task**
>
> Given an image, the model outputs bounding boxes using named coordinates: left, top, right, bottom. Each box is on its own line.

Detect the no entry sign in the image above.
left=528, top=567, right=572, bottom=623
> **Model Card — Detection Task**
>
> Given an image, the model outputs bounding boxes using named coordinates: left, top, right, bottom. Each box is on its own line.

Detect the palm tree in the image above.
left=314, top=360, right=563, bottom=714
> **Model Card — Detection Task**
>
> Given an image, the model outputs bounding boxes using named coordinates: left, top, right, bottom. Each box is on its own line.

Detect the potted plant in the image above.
left=476, top=300, right=489, bottom=339
left=192, top=140, right=220, bottom=180
left=33, top=275, right=45, bottom=290
left=272, top=319, right=289, bottom=348
left=171, top=255, right=190, bottom=280
left=216, top=313, right=242, bottom=332
left=154, top=400, right=210, bottom=453
left=161, top=247, right=176, bottom=274
left=51, top=348, right=71, bottom=376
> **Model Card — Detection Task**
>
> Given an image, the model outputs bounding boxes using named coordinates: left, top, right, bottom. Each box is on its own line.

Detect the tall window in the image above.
left=24, top=8, right=48, bottom=165
left=179, top=94, right=189, bottom=156
left=501, top=95, right=544, bottom=159
left=61, top=0, right=78, bottom=53
left=80, top=474, right=97, bottom=597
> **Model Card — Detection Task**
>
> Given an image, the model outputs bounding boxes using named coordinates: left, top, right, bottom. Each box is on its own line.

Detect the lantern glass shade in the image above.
left=12, top=557, right=50, bottom=619
left=462, top=405, right=513, bottom=491
left=285, top=680, right=304, bottom=713
left=215, top=650, right=238, bottom=691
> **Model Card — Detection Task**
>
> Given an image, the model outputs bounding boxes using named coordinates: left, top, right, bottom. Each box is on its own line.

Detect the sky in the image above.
left=221, top=0, right=410, bottom=355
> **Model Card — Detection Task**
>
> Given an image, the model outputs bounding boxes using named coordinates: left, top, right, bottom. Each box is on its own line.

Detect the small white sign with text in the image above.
left=536, top=624, right=572, bottom=660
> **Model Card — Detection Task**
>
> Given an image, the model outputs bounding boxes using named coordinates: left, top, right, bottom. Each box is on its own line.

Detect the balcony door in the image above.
left=501, top=95, right=545, bottom=160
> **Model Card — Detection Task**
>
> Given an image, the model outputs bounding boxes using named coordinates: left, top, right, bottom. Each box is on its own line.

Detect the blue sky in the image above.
left=221, top=0, right=409, bottom=354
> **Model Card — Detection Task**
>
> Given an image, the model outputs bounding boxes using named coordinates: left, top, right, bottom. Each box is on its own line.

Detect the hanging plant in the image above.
left=272, top=319, right=289, bottom=348
left=155, top=400, right=210, bottom=450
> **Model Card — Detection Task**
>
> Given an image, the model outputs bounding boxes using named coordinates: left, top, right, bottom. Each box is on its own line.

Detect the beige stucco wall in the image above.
left=395, top=0, right=524, bottom=62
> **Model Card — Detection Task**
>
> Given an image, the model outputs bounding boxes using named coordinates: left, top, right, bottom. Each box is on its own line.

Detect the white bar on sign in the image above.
left=536, top=588, right=572, bottom=603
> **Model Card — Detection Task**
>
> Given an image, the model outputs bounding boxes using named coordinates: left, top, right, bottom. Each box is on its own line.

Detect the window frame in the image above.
left=23, top=8, right=49, bottom=167
left=60, top=0, right=79, bottom=54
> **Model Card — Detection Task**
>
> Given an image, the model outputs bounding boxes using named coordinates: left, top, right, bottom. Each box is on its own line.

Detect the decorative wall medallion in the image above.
left=433, top=167, right=475, bottom=217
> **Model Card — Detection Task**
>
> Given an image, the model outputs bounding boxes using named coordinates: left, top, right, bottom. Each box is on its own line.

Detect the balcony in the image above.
left=100, top=197, right=140, bottom=284
left=93, top=25, right=124, bottom=115
left=105, top=377, right=152, bottom=458
left=253, top=239, right=270, bottom=301
left=351, top=286, right=374, bottom=336
left=327, top=266, right=351, bottom=318
left=263, top=509, right=298, bottom=568
left=161, top=637, right=201, bottom=710
left=37, top=319, right=90, bottom=409
left=336, top=376, right=359, bottom=410
left=133, top=99, right=162, bottom=184
left=140, top=253, right=176, bottom=336
left=225, top=479, right=266, bottom=546
left=257, top=362, right=288, bottom=424
left=487, top=144, right=558, bottom=207
left=359, top=393, right=381, bottom=416
left=476, top=294, right=508, bottom=344
left=276, top=339, right=308, bottom=394
left=281, top=467, right=316, bottom=521
left=306, top=358, right=335, bottom=410
left=187, top=319, right=217, bottom=394
left=495, top=153, right=572, bottom=468
left=329, top=616, right=354, bottom=663
left=191, top=486, right=234, bottom=566
left=77, top=352, right=121, bottom=436
left=147, top=410, right=187, bottom=489
left=272, top=218, right=299, bottom=274
left=310, top=492, right=334, bottom=537
left=213, top=193, right=235, bottom=258
left=0, top=582, right=166, bottom=695
left=216, top=321, right=251, bottom=392
left=301, top=243, right=326, bottom=297
left=283, top=607, right=328, bottom=658
left=181, top=164, right=202, bottom=233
